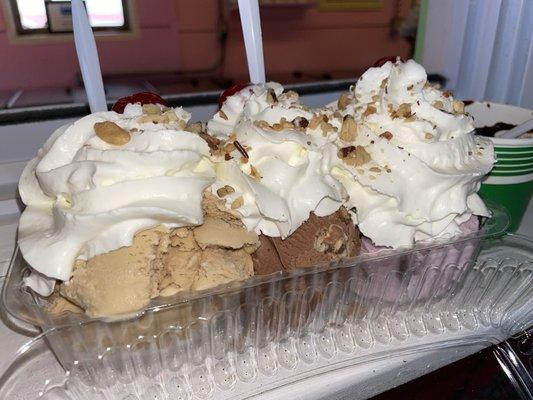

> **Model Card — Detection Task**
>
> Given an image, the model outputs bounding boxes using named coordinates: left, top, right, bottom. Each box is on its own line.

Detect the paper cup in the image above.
left=466, top=101, right=533, bottom=232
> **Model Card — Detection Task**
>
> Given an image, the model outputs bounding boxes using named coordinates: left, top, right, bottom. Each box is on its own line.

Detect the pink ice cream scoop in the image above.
left=356, top=216, right=482, bottom=304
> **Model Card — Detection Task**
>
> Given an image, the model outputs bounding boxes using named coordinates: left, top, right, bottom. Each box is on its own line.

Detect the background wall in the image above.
left=0, top=0, right=411, bottom=92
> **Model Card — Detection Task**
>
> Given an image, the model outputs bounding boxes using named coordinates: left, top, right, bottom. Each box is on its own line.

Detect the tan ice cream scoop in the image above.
left=59, top=193, right=260, bottom=318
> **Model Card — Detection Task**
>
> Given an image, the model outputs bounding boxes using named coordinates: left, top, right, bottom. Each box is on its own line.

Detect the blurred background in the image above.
left=0, top=0, right=418, bottom=108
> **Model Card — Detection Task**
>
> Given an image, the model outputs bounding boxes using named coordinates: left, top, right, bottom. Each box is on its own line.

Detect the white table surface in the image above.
left=0, top=199, right=531, bottom=397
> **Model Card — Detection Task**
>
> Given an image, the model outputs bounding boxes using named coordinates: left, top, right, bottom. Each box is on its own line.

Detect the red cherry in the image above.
left=372, top=56, right=404, bottom=68
left=219, top=82, right=250, bottom=108
left=112, top=92, right=168, bottom=113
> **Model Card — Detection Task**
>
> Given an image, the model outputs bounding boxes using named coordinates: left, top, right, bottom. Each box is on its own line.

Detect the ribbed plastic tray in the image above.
left=0, top=331, right=513, bottom=400
left=1, top=207, right=532, bottom=399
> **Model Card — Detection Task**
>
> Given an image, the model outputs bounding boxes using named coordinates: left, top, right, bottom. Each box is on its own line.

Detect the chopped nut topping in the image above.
left=369, top=166, right=381, bottom=173
left=249, top=165, right=262, bottom=181
left=338, top=146, right=355, bottom=158
left=217, top=185, right=235, bottom=197
left=94, top=122, right=130, bottom=145
left=407, top=84, right=414, bottom=91
left=138, top=110, right=182, bottom=126
left=320, top=120, right=335, bottom=136
left=231, top=196, right=244, bottom=209
left=224, top=154, right=233, bottom=161
left=390, top=103, right=412, bottom=119
left=314, top=224, right=348, bottom=256
left=396, top=103, right=412, bottom=118
left=272, top=117, right=295, bottom=131
left=338, top=93, right=351, bottom=110
left=338, top=145, right=371, bottom=167
left=425, top=132, right=434, bottom=140
left=363, top=105, right=377, bottom=117
left=371, top=94, right=380, bottom=103
left=184, top=122, right=203, bottom=134
left=282, top=90, right=299, bottom=101
left=198, top=132, right=222, bottom=153
left=292, top=116, right=309, bottom=129
left=452, top=100, right=465, bottom=114
left=339, top=115, right=358, bottom=142
left=433, top=100, right=444, bottom=110
left=142, top=104, right=161, bottom=115
left=443, top=90, right=452, bottom=98
left=356, top=169, right=364, bottom=175
left=266, top=88, right=278, bottom=104
left=369, top=175, right=376, bottom=180
left=308, top=115, right=323, bottom=130
left=240, top=156, right=249, bottom=164
left=254, top=120, right=271, bottom=130
left=333, top=111, right=343, bottom=119
left=272, top=122, right=283, bottom=131
left=163, top=110, right=180, bottom=123
left=219, top=110, right=229, bottom=120
left=379, top=131, right=393, bottom=141
left=380, top=78, right=388, bottom=89
left=224, top=142, right=236, bottom=154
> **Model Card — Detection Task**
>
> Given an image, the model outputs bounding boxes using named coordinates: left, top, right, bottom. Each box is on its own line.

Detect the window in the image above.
left=10, top=0, right=129, bottom=34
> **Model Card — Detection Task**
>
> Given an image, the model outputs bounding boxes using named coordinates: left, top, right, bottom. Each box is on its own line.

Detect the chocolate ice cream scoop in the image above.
left=252, top=208, right=360, bottom=275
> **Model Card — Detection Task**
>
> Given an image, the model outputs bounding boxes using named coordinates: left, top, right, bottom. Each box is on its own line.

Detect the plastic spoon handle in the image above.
left=500, top=117, right=533, bottom=139
left=238, top=0, right=266, bottom=83
left=72, top=0, right=107, bottom=112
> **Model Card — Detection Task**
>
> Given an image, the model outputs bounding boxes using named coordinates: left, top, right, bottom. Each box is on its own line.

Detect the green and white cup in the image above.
left=466, top=102, right=533, bottom=232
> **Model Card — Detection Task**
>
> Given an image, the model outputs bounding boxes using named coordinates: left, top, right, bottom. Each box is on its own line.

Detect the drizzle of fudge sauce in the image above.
left=474, top=122, right=517, bottom=137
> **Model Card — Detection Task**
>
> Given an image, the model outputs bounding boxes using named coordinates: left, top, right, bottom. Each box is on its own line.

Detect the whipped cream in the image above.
left=330, top=59, right=495, bottom=248
left=208, top=83, right=345, bottom=238
left=19, top=104, right=215, bottom=293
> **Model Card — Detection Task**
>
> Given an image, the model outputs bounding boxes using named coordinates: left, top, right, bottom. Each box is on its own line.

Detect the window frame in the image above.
left=8, top=0, right=131, bottom=36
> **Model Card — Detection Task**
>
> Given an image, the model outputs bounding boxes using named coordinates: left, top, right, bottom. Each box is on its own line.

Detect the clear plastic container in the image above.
left=2, top=204, right=533, bottom=399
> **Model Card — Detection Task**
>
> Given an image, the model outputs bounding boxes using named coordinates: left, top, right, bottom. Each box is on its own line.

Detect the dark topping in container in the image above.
left=474, top=122, right=533, bottom=138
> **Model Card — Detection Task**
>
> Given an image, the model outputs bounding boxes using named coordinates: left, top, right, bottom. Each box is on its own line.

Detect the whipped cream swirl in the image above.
left=19, top=104, right=215, bottom=294
left=330, top=59, right=495, bottom=248
left=208, top=83, right=344, bottom=238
